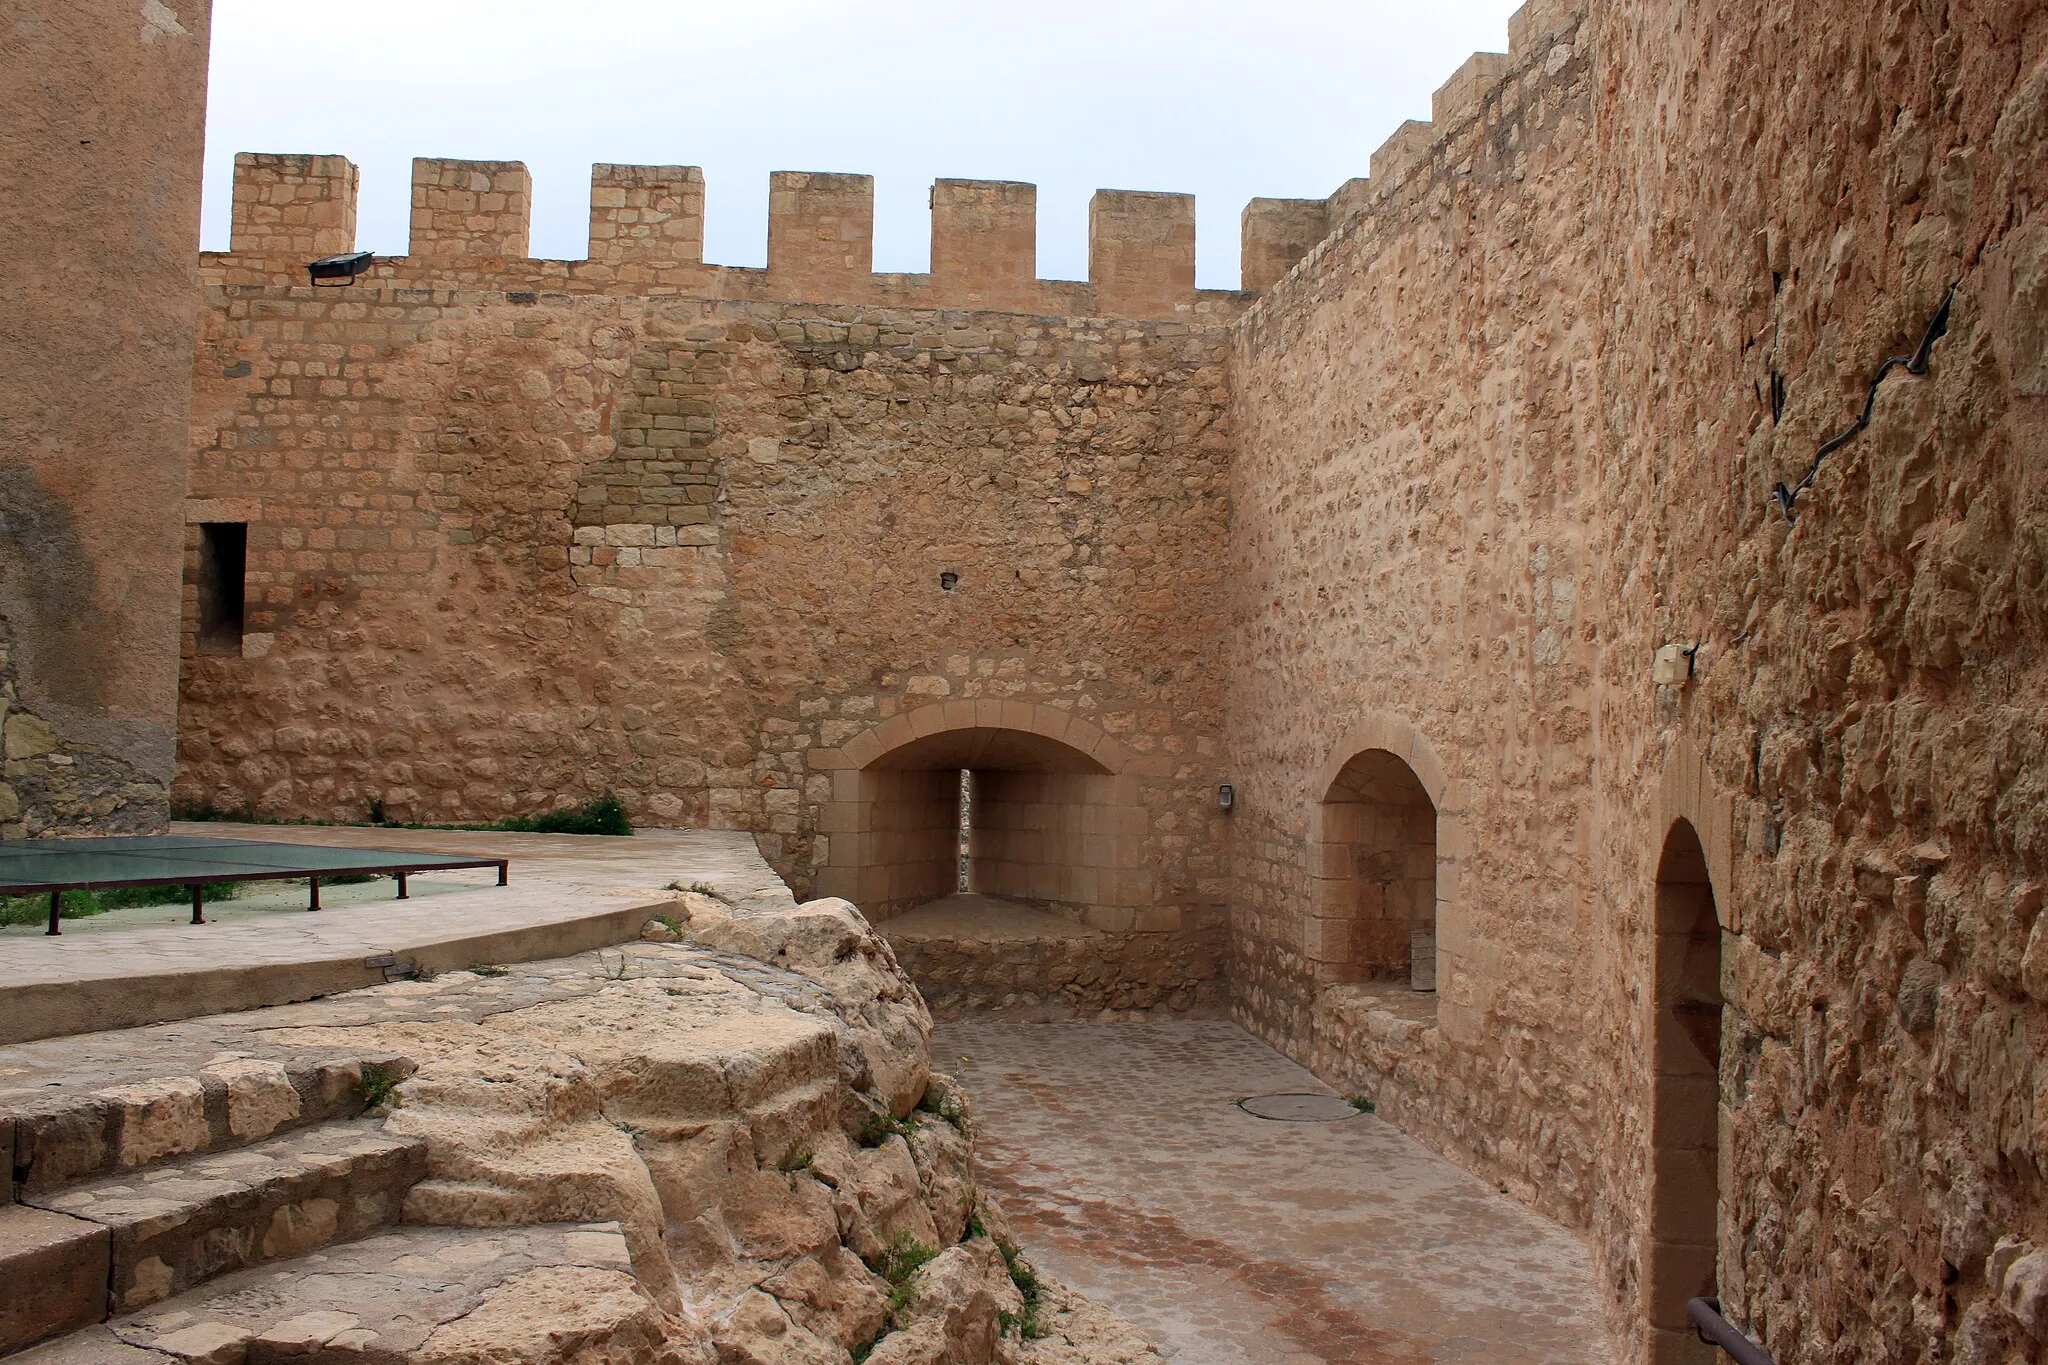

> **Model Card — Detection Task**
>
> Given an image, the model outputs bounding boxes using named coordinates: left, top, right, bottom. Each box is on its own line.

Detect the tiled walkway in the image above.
left=935, top=1017, right=1613, bottom=1365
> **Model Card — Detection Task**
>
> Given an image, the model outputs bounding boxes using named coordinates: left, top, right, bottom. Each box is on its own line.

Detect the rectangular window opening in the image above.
left=196, top=522, right=247, bottom=655
left=958, top=768, right=972, bottom=893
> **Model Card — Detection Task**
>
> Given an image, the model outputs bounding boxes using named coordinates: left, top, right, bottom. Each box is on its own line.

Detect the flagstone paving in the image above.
left=934, top=1017, right=1613, bottom=1365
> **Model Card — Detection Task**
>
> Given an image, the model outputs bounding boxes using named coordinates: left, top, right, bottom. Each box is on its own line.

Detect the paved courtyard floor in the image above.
left=934, top=1017, right=1613, bottom=1365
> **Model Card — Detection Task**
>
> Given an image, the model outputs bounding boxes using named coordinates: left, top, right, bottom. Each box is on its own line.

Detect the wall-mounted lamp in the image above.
left=308, top=251, right=375, bottom=287
left=1218, top=784, right=1235, bottom=811
left=1652, top=643, right=1698, bottom=686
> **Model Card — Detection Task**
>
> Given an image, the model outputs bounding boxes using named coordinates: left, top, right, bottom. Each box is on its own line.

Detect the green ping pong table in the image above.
left=0, top=835, right=510, bottom=935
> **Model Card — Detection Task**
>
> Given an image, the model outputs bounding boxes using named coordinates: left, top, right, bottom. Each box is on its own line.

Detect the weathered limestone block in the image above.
left=759, top=1244, right=892, bottom=1351
left=97, top=1078, right=209, bottom=1168
left=862, top=1240, right=1015, bottom=1365
left=200, top=1058, right=300, bottom=1142
left=413, top=1265, right=708, bottom=1365
left=0, top=1205, right=109, bottom=1354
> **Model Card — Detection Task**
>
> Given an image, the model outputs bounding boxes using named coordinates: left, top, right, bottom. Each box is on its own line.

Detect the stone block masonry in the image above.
left=200, top=156, right=1280, bottom=323
left=166, top=0, right=2048, bottom=1361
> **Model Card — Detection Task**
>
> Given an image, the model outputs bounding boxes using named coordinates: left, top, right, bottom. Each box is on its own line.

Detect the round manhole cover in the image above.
left=1237, top=1092, right=1361, bottom=1122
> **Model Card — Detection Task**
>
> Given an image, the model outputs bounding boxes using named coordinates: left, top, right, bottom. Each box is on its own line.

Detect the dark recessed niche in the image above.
left=939, top=572, right=960, bottom=592
left=196, top=522, right=247, bottom=655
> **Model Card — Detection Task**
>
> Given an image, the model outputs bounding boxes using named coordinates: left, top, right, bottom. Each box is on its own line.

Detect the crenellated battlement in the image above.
left=207, top=0, right=1577, bottom=322
left=210, top=155, right=1244, bottom=322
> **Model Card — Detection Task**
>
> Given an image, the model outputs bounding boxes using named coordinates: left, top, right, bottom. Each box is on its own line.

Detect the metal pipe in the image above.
left=190, top=883, right=205, bottom=925
left=45, top=890, right=60, bottom=936
left=309, top=875, right=321, bottom=912
left=1688, top=1298, right=1776, bottom=1365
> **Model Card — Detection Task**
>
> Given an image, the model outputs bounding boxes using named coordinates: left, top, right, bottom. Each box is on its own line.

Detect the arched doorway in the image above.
left=812, top=703, right=1152, bottom=929
left=1311, top=748, right=1439, bottom=989
left=1644, top=818, right=1723, bottom=1363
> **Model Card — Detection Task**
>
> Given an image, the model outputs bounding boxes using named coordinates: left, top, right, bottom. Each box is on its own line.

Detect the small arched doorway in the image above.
left=1644, top=818, right=1723, bottom=1363
left=812, top=703, right=1151, bottom=929
left=1311, top=749, right=1439, bottom=989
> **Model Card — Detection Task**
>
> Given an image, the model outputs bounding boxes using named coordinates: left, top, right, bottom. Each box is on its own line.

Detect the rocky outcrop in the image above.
left=2, top=887, right=1161, bottom=1365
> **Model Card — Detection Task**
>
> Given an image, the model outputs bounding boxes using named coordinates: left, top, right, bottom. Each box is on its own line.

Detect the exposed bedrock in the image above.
left=2, top=890, right=1155, bottom=1365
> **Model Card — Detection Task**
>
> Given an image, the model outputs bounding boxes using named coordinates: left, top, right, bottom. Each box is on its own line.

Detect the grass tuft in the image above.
left=174, top=793, right=633, bottom=837
left=0, top=882, right=241, bottom=928
left=358, top=1064, right=404, bottom=1113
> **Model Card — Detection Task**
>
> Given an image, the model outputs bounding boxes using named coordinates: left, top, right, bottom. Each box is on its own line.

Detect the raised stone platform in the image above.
left=0, top=823, right=793, bottom=1046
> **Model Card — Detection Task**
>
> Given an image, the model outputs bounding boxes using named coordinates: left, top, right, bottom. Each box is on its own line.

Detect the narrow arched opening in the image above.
left=1312, top=748, right=1439, bottom=992
left=1644, top=818, right=1723, bottom=1363
left=819, top=724, right=1149, bottom=934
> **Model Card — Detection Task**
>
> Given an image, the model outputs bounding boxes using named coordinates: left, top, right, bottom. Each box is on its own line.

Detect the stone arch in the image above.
left=811, top=701, right=1151, bottom=926
left=1643, top=816, right=1724, bottom=1363
left=1306, top=711, right=1469, bottom=1037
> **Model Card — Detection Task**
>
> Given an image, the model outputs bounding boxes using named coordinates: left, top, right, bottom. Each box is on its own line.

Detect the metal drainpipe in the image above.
left=1687, top=1298, right=1777, bottom=1365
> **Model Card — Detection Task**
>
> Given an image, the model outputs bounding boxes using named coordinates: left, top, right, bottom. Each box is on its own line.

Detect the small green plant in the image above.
left=849, top=1338, right=880, bottom=1364
left=657, top=913, right=685, bottom=936
left=665, top=880, right=716, bottom=896
left=597, top=950, right=631, bottom=981
left=469, top=963, right=511, bottom=977
left=776, top=1147, right=814, bottom=1174
left=998, top=1242, right=1046, bottom=1339
left=858, top=1110, right=919, bottom=1147
left=172, top=793, right=633, bottom=837
left=1349, top=1095, right=1376, bottom=1113
left=878, top=1234, right=939, bottom=1317
left=358, top=1064, right=404, bottom=1113
left=0, top=881, right=242, bottom=928
left=964, top=1206, right=988, bottom=1240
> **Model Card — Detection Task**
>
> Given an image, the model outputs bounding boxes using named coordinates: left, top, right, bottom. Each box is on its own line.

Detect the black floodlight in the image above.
left=308, top=250, right=375, bottom=287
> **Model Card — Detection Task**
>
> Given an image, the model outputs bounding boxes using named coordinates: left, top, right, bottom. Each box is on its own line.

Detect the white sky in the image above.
left=201, top=1, right=1524, bottom=290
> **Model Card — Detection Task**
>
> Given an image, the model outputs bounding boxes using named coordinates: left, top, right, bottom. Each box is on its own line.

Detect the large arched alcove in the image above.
left=812, top=702, right=1152, bottom=928
left=1643, top=817, right=1723, bottom=1364
left=1311, top=748, right=1439, bottom=989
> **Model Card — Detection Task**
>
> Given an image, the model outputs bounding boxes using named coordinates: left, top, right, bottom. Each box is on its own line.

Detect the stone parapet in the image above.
left=198, top=154, right=1278, bottom=320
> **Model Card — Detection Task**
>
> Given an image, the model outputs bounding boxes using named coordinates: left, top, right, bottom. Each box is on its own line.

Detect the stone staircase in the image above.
left=1, top=1058, right=425, bottom=1356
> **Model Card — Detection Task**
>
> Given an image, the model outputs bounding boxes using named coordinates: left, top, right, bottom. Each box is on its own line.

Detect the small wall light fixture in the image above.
left=308, top=250, right=375, bottom=287
left=1218, top=784, right=1235, bottom=811
left=1651, top=642, right=1697, bottom=686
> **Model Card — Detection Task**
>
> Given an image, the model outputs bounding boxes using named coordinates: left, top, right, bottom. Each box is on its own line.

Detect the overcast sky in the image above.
left=201, top=1, right=1524, bottom=290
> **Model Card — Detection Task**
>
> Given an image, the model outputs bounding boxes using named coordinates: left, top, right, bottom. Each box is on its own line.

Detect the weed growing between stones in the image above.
left=776, top=1147, right=814, bottom=1173
left=858, top=1109, right=919, bottom=1146
left=879, top=1233, right=939, bottom=1318
left=0, top=881, right=241, bottom=926
left=666, top=880, right=715, bottom=896
left=998, top=1241, right=1047, bottom=1339
left=468, top=963, right=511, bottom=977
left=1349, top=1095, right=1376, bottom=1113
left=358, top=1064, right=404, bottom=1114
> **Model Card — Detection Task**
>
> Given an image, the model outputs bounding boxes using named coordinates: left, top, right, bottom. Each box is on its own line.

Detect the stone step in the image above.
left=9, top=1119, right=426, bottom=1330
left=5, top=1052, right=411, bottom=1200
left=10, top=1222, right=658, bottom=1365
left=0, top=1205, right=108, bottom=1357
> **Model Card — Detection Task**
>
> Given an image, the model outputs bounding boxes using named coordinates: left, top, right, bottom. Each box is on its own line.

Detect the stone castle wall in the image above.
left=0, top=0, right=214, bottom=835
left=169, top=1, right=2048, bottom=1360
left=179, top=165, right=1241, bottom=948
left=1229, top=1, right=2048, bottom=1363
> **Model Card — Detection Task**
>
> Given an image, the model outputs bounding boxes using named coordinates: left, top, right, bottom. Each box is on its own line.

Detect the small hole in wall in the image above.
left=939, top=572, right=959, bottom=592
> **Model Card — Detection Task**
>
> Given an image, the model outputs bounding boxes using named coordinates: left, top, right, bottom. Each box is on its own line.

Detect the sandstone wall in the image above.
left=0, top=0, right=212, bottom=834
left=1228, top=2, right=2048, bottom=1363
left=178, top=265, right=1235, bottom=947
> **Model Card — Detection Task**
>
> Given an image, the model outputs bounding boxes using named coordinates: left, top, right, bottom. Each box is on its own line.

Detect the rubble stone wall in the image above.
left=1228, top=2, right=2048, bottom=1363
left=178, top=285, right=1233, bottom=952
